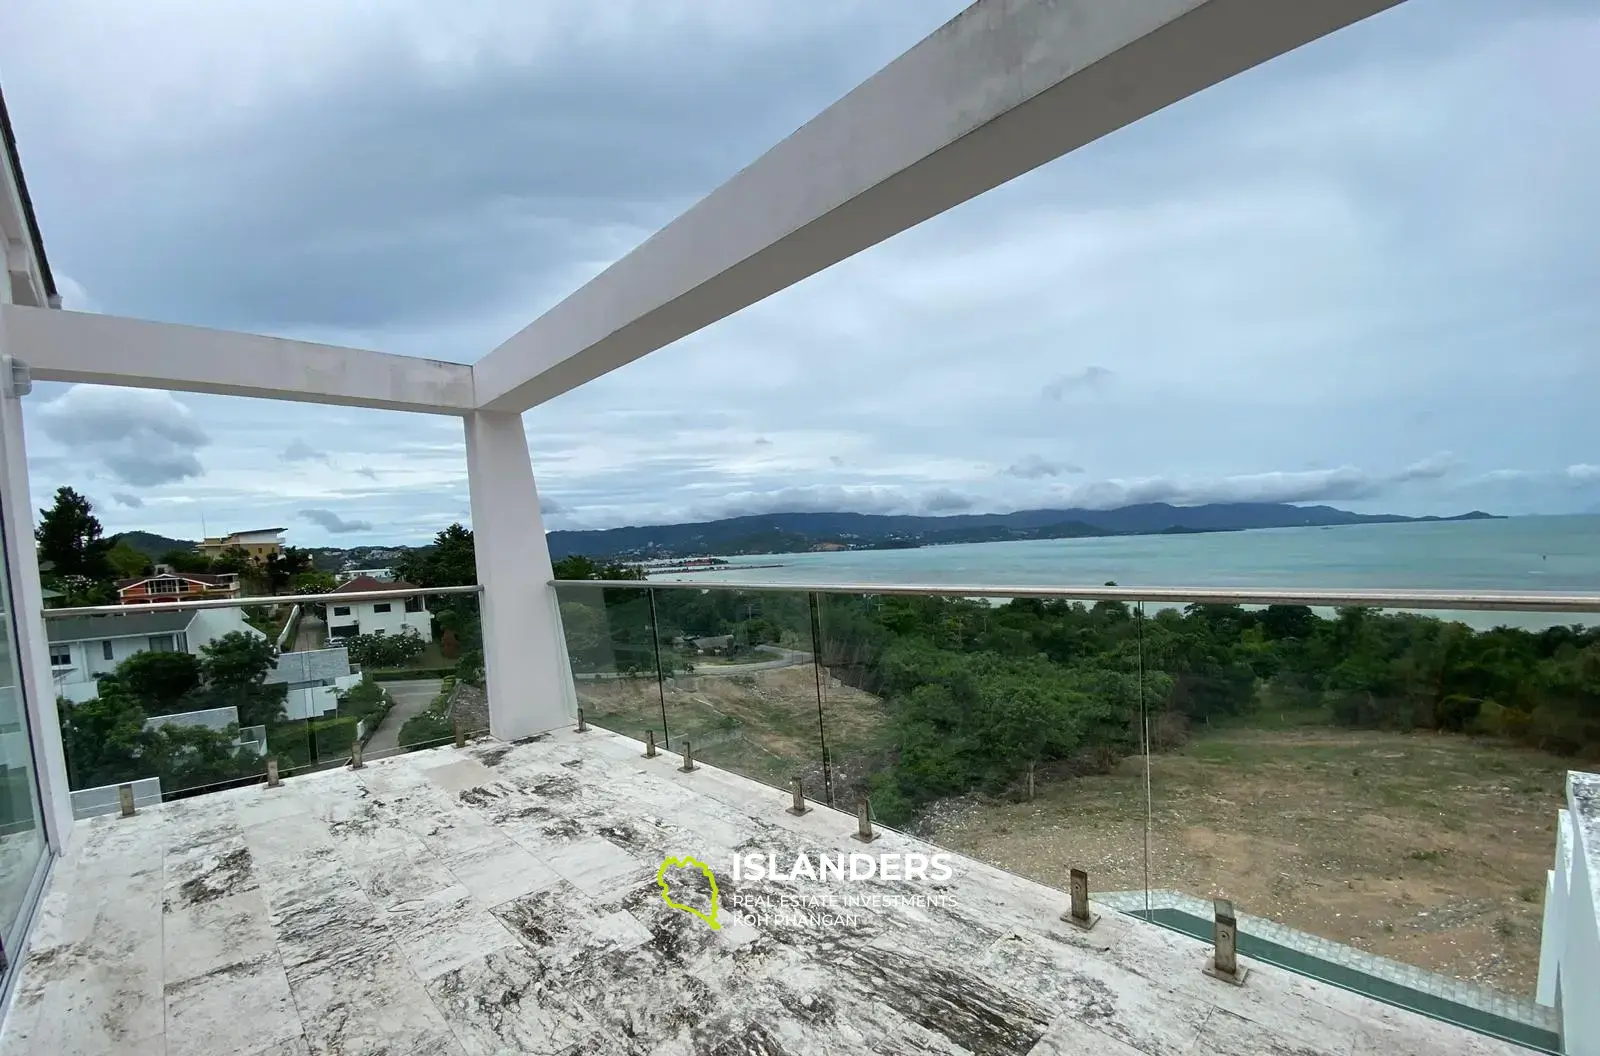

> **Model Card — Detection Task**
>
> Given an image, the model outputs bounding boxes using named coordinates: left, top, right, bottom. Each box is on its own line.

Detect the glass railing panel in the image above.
left=1137, top=600, right=1581, bottom=1052
left=649, top=587, right=825, bottom=791
left=51, top=586, right=485, bottom=809
left=811, top=590, right=1151, bottom=904
left=553, top=582, right=665, bottom=748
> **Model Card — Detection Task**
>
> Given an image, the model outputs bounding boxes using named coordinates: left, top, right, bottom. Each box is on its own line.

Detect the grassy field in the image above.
left=932, top=724, right=1573, bottom=997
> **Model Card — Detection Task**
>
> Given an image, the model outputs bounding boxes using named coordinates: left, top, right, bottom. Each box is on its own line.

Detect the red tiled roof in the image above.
left=331, top=576, right=420, bottom=595
left=116, top=573, right=237, bottom=591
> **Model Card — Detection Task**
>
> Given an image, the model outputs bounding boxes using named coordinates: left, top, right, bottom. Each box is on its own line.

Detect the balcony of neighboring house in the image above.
left=115, top=569, right=241, bottom=607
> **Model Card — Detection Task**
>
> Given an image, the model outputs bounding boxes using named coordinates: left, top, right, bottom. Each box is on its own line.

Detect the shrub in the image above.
left=344, top=628, right=426, bottom=668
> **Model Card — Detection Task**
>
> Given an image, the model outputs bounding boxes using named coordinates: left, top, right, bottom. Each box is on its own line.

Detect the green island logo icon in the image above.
left=656, top=855, right=722, bottom=930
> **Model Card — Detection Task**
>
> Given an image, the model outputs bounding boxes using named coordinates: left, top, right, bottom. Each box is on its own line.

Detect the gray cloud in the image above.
left=754, top=437, right=772, bottom=447
left=922, top=489, right=976, bottom=513
left=110, top=492, right=144, bottom=508
left=33, top=385, right=209, bottom=486
left=1041, top=367, right=1112, bottom=402
left=540, top=496, right=567, bottom=515
left=8, top=0, right=1600, bottom=537
left=1004, top=455, right=1085, bottom=480
left=299, top=509, right=375, bottom=534
left=281, top=439, right=329, bottom=464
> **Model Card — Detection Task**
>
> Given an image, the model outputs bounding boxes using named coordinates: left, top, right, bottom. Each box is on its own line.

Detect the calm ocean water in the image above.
left=654, top=515, right=1600, bottom=630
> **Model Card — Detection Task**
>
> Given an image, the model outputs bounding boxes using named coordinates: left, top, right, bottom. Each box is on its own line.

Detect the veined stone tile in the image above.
left=251, top=844, right=353, bottom=913
left=231, top=785, right=316, bottom=829
left=239, top=805, right=337, bottom=854
left=323, top=794, right=430, bottom=867
left=1026, top=1014, right=1149, bottom=1056
left=383, top=884, right=521, bottom=980
left=411, top=800, right=518, bottom=859
left=273, top=886, right=394, bottom=980
left=3, top=732, right=1545, bottom=1056
left=836, top=943, right=1055, bottom=1056
left=976, top=928, right=1212, bottom=1056
left=1191, top=1008, right=1345, bottom=1056
left=420, top=757, right=499, bottom=793
left=542, top=836, right=650, bottom=897
left=241, top=1038, right=310, bottom=1056
left=164, top=834, right=259, bottom=910
left=163, top=953, right=301, bottom=1056
left=425, top=944, right=599, bottom=1056
left=347, top=848, right=459, bottom=910
left=163, top=887, right=278, bottom=985
left=287, top=946, right=463, bottom=1056
left=443, top=836, right=564, bottom=907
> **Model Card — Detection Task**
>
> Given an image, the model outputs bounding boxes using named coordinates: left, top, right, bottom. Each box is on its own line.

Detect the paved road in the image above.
left=365, top=678, right=443, bottom=755
left=292, top=609, right=327, bottom=653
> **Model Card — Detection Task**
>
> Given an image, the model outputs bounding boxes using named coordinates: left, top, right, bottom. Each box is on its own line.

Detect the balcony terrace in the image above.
left=0, top=725, right=1552, bottom=1056
left=1, top=0, right=1598, bottom=1053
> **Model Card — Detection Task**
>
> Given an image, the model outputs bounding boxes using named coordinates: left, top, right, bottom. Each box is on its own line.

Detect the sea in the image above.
left=649, top=514, right=1600, bottom=631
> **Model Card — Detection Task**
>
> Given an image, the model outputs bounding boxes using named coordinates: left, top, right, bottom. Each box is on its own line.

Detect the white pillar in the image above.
left=464, top=410, right=572, bottom=739
left=0, top=327, right=74, bottom=850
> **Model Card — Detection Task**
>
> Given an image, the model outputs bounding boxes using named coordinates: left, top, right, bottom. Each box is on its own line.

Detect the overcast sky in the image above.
left=2, top=0, right=1596, bottom=546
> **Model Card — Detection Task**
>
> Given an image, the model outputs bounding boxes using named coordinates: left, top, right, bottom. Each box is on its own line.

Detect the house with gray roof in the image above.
left=48, top=606, right=263, bottom=704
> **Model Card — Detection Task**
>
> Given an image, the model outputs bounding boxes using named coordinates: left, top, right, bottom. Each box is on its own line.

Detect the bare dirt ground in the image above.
left=932, top=726, right=1572, bottom=997
left=577, top=666, right=889, bottom=788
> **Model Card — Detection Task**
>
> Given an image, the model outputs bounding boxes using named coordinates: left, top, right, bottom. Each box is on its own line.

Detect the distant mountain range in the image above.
left=113, top=501, right=1501, bottom=566
left=112, top=531, right=415, bottom=573
left=545, top=503, right=1499, bottom=560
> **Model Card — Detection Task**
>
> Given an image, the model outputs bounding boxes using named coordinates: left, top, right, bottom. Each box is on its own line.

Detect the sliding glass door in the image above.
left=0, top=490, right=48, bottom=978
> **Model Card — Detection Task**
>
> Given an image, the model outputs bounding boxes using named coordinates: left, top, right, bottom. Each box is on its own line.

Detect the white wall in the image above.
left=1537, top=771, right=1600, bottom=1056
left=187, top=607, right=265, bottom=652
left=284, top=685, right=339, bottom=721
left=330, top=600, right=432, bottom=643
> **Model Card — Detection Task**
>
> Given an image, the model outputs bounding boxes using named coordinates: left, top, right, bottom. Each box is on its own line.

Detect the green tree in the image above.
left=160, top=549, right=214, bottom=573
left=209, top=546, right=255, bottom=576
left=35, top=486, right=114, bottom=582
left=397, top=523, right=477, bottom=588
left=195, top=631, right=287, bottom=728
left=263, top=547, right=313, bottom=593
left=111, top=650, right=202, bottom=712
left=106, top=540, right=154, bottom=580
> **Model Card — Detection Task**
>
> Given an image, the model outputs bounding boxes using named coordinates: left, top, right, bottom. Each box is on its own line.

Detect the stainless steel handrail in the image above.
left=43, top=584, right=483, bottom=619
left=550, top=579, right=1600, bottom=614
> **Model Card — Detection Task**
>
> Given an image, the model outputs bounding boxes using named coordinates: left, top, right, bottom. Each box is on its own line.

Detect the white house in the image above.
left=326, top=576, right=431, bottom=644
left=264, top=647, right=361, bottom=721
left=47, top=608, right=264, bottom=703
left=335, top=568, right=395, bottom=583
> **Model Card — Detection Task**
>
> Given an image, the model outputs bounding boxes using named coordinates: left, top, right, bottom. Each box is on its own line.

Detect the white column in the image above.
left=0, top=327, right=74, bottom=850
left=464, top=410, right=573, bottom=739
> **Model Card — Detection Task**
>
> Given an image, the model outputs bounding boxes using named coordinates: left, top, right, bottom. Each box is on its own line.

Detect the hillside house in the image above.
left=195, top=527, right=286, bottom=561
left=264, top=647, right=361, bottom=721
left=116, top=566, right=240, bottom=605
left=326, top=576, right=432, bottom=644
left=47, top=608, right=263, bottom=703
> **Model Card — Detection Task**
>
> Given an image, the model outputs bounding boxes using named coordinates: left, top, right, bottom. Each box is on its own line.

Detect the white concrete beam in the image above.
left=474, top=0, right=1402, bottom=412
left=0, top=315, right=74, bottom=849
left=1, top=305, right=476, bottom=414
left=464, top=411, right=574, bottom=739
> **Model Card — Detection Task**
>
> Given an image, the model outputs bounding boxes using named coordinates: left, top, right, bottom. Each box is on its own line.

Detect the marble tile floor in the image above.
left=0, top=727, right=1540, bottom=1056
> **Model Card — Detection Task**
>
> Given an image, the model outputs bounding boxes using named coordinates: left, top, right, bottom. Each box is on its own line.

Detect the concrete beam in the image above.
left=1, top=305, right=476, bottom=414
left=474, top=0, right=1401, bottom=412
